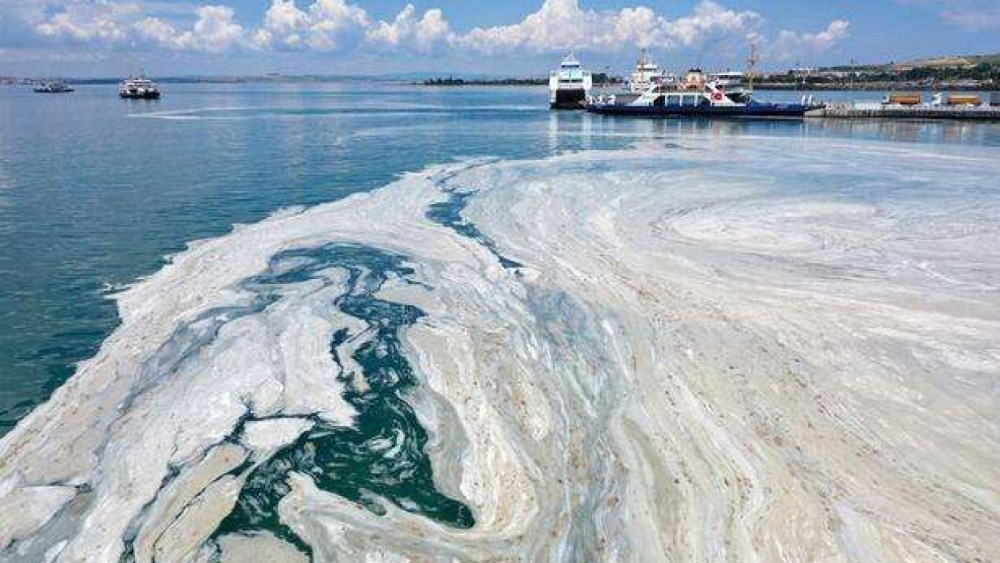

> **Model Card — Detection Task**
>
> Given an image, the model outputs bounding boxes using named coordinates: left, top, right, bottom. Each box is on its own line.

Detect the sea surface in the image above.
left=1, top=83, right=998, bottom=561
left=0, top=85, right=970, bottom=433
left=1, top=83, right=995, bottom=434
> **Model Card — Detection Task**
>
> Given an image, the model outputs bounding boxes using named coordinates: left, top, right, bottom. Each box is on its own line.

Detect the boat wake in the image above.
left=130, top=105, right=540, bottom=122
left=1, top=136, right=998, bottom=562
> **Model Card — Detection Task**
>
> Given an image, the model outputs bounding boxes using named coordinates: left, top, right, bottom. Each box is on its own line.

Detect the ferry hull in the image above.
left=120, top=92, right=161, bottom=100
left=588, top=102, right=815, bottom=118
left=550, top=89, right=588, bottom=110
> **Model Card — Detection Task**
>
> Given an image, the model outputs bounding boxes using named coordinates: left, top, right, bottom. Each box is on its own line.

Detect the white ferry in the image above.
left=119, top=75, right=161, bottom=100
left=34, top=80, right=74, bottom=94
left=589, top=42, right=820, bottom=119
left=549, top=54, right=592, bottom=110
left=628, top=50, right=675, bottom=93
left=589, top=77, right=818, bottom=118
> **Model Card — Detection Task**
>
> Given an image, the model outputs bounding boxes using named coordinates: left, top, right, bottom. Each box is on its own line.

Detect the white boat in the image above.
left=628, top=50, right=675, bottom=93
left=119, top=75, right=161, bottom=99
left=34, top=80, right=74, bottom=94
left=549, top=54, right=592, bottom=110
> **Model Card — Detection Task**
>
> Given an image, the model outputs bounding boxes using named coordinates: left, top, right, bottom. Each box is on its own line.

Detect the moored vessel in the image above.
left=588, top=42, right=820, bottom=119
left=549, top=54, right=592, bottom=110
left=34, top=80, right=74, bottom=94
left=589, top=77, right=820, bottom=118
left=119, top=75, right=161, bottom=99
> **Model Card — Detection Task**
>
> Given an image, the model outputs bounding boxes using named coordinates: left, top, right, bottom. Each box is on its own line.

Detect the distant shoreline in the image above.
left=1, top=77, right=995, bottom=92
left=2, top=52, right=997, bottom=91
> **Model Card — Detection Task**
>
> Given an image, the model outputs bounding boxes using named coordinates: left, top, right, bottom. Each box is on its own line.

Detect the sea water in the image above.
left=0, top=83, right=998, bottom=561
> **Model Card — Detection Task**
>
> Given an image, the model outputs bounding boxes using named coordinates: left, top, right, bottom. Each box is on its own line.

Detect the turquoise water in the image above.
left=1, top=82, right=997, bottom=433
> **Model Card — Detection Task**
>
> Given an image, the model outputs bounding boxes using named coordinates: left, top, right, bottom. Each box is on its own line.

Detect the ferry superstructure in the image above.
left=628, top=49, right=675, bottom=93
left=549, top=54, right=592, bottom=110
left=119, top=75, right=161, bottom=99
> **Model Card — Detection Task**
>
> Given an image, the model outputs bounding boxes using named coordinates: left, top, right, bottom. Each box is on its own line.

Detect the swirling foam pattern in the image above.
left=1, top=135, right=998, bottom=562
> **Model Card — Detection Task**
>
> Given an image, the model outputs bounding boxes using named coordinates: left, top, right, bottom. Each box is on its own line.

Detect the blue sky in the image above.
left=0, top=0, right=997, bottom=76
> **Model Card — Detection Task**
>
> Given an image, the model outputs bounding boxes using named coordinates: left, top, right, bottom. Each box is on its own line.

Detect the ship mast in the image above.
left=747, top=40, right=758, bottom=93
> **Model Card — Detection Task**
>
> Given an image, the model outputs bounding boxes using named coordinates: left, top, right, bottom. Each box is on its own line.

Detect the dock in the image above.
left=809, top=103, right=1000, bottom=121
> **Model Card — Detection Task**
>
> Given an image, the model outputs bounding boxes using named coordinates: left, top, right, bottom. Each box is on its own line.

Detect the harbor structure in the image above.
left=809, top=103, right=1000, bottom=120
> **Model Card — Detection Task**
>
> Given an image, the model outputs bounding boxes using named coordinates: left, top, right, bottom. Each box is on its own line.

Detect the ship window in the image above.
left=666, top=95, right=681, bottom=107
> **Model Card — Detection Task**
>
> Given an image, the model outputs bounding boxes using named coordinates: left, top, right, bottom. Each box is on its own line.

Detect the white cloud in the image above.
left=366, top=4, right=452, bottom=53
left=251, top=0, right=309, bottom=48
left=663, top=1, right=761, bottom=47
left=136, top=5, right=243, bottom=52
left=772, top=20, right=850, bottom=62
left=134, top=17, right=177, bottom=45
left=35, top=1, right=243, bottom=52
left=24, top=0, right=857, bottom=65
left=35, top=2, right=141, bottom=43
left=250, top=0, right=371, bottom=51
left=451, top=0, right=760, bottom=55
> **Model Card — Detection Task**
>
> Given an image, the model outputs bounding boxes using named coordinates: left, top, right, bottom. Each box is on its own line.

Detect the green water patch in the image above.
left=426, top=172, right=522, bottom=270
left=211, top=243, right=474, bottom=558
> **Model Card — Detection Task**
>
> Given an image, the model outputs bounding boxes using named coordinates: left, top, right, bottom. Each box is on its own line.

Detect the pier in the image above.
left=809, top=103, right=1000, bottom=121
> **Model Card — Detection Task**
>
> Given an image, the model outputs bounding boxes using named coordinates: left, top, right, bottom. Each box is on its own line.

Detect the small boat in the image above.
left=34, top=80, right=74, bottom=94
left=119, top=75, right=161, bottom=99
left=549, top=54, right=592, bottom=110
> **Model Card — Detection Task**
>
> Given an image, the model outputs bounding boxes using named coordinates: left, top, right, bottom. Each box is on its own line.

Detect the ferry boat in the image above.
left=589, top=44, right=820, bottom=119
left=34, top=80, right=74, bottom=94
left=628, top=50, right=675, bottom=93
left=119, top=75, right=161, bottom=99
left=588, top=78, right=820, bottom=118
left=549, top=54, right=592, bottom=110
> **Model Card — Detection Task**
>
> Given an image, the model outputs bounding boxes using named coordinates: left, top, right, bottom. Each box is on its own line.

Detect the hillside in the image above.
left=893, top=53, right=1000, bottom=71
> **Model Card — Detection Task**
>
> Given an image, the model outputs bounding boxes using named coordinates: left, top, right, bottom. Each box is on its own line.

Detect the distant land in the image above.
left=1, top=54, right=997, bottom=91
left=423, top=53, right=1000, bottom=91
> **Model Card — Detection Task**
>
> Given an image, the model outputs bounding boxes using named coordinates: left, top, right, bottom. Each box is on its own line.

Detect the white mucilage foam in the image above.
left=1, top=135, right=998, bottom=562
